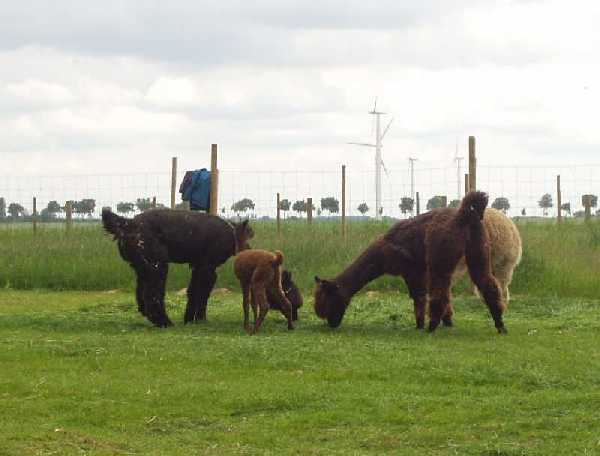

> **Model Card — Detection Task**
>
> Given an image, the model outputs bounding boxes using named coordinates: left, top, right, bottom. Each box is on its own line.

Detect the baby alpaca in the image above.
left=268, top=270, right=303, bottom=322
left=234, top=249, right=294, bottom=334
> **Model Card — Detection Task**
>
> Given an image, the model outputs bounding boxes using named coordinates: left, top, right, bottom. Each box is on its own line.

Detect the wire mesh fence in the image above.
left=1, top=163, right=599, bottom=221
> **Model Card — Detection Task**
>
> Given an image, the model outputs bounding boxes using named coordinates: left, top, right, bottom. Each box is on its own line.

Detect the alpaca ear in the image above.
left=314, top=275, right=321, bottom=284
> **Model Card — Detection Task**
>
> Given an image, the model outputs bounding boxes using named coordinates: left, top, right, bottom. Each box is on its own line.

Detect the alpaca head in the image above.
left=314, top=276, right=349, bottom=328
left=282, top=270, right=303, bottom=321
left=233, top=219, right=254, bottom=251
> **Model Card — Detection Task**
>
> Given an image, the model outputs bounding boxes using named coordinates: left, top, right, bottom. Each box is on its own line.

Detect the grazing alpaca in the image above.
left=314, top=191, right=506, bottom=333
left=234, top=249, right=294, bottom=334
left=268, top=270, right=303, bottom=322
left=102, top=209, right=254, bottom=327
left=453, top=208, right=522, bottom=304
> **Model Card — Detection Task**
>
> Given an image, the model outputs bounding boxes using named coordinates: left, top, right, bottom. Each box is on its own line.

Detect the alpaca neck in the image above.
left=335, top=241, right=384, bottom=298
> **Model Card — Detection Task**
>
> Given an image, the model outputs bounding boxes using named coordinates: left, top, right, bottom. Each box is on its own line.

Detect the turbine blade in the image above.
left=381, top=118, right=394, bottom=140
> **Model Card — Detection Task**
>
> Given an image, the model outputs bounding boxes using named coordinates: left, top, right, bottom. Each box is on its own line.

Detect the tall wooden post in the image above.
left=341, top=165, right=347, bottom=239
left=276, top=192, right=281, bottom=236
left=307, top=198, right=313, bottom=224
left=171, top=157, right=177, bottom=209
left=583, top=195, right=593, bottom=221
left=464, top=174, right=470, bottom=196
left=65, top=201, right=72, bottom=232
left=32, top=197, right=37, bottom=234
left=468, top=136, right=476, bottom=192
left=210, top=144, right=219, bottom=216
left=152, top=196, right=157, bottom=209
left=557, top=175, right=562, bottom=223
left=416, top=192, right=421, bottom=215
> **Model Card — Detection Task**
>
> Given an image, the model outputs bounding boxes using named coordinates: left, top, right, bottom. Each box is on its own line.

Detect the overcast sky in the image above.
left=1, top=0, right=599, bottom=184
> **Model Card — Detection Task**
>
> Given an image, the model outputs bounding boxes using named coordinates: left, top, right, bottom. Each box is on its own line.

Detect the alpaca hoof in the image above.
left=287, top=325, right=295, bottom=330
left=497, top=326, right=508, bottom=334
left=442, top=319, right=454, bottom=328
left=428, top=321, right=440, bottom=333
left=415, top=324, right=424, bottom=330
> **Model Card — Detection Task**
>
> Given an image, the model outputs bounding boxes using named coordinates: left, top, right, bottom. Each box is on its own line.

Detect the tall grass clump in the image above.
left=1, top=218, right=600, bottom=298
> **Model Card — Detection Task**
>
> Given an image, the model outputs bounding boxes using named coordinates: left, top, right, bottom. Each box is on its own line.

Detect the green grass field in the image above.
left=1, top=290, right=600, bottom=455
left=2, top=219, right=600, bottom=297
left=2, top=219, right=600, bottom=454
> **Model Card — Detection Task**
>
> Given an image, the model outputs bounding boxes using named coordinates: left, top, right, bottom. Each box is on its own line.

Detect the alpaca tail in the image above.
left=456, top=191, right=489, bottom=226
left=101, top=208, right=130, bottom=240
left=272, top=250, right=284, bottom=267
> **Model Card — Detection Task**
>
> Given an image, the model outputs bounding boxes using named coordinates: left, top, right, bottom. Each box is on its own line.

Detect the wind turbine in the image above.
left=348, top=99, right=393, bottom=221
left=453, top=137, right=464, bottom=200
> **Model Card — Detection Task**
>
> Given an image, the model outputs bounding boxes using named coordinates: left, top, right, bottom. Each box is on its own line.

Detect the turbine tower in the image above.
left=408, top=157, right=418, bottom=203
left=348, top=99, right=393, bottom=221
left=454, top=138, right=464, bottom=200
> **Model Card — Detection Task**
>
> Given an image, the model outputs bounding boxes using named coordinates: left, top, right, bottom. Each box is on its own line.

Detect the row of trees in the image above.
left=1, top=193, right=598, bottom=220
left=536, top=193, right=598, bottom=217
left=227, top=193, right=600, bottom=218
left=0, top=197, right=164, bottom=220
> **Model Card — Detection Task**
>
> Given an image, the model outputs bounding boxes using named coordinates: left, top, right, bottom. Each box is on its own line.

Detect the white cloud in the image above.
left=0, top=0, right=600, bottom=218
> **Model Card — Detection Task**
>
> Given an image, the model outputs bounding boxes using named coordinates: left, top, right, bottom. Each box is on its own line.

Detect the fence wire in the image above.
left=1, top=163, right=599, bottom=219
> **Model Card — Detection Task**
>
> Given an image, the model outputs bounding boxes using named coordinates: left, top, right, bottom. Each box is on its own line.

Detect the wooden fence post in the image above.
left=307, top=198, right=313, bottom=224
left=32, top=197, right=37, bottom=234
left=65, top=201, right=72, bottom=232
left=464, top=174, right=470, bottom=196
left=210, top=144, right=219, bottom=216
left=557, top=175, right=562, bottom=223
left=171, top=157, right=177, bottom=209
left=152, top=196, right=157, bottom=209
left=416, top=192, right=420, bottom=215
left=277, top=192, right=281, bottom=237
left=342, top=165, right=347, bottom=239
left=582, top=195, right=593, bottom=221
left=468, top=136, right=476, bottom=192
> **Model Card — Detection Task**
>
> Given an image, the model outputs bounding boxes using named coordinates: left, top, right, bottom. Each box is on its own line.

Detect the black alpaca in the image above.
left=102, top=209, right=254, bottom=327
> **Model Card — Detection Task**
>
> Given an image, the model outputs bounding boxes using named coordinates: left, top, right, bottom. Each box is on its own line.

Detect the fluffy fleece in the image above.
left=314, top=191, right=507, bottom=333
left=234, top=249, right=294, bottom=334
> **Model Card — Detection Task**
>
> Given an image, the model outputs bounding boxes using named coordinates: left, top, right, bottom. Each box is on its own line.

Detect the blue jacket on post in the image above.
left=180, top=168, right=211, bottom=211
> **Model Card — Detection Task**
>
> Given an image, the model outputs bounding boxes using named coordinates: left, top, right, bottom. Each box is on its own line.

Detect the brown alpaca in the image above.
left=453, top=208, right=522, bottom=304
left=234, top=249, right=294, bottom=334
left=314, top=191, right=507, bottom=333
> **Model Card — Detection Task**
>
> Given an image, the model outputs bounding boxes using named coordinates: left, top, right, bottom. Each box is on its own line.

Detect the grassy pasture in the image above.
left=2, top=217, right=600, bottom=454
left=1, top=290, right=600, bottom=455
left=1, top=219, right=600, bottom=299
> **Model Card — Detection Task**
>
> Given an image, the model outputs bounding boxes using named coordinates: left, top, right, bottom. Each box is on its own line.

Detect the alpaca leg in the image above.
left=406, top=276, right=427, bottom=329
left=494, top=262, right=515, bottom=306
left=134, top=270, right=146, bottom=316
left=465, top=229, right=507, bottom=333
left=184, top=267, right=217, bottom=323
left=269, top=285, right=294, bottom=330
left=251, top=284, right=270, bottom=334
left=185, top=271, right=199, bottom=324
left=428, top=273, right=453, bottom=333
left=242, top=282, right=252, bottom=333
left=250, top=289, right=258, bottom=325
left=442, top=302, right=454, bottom=327
left=195, top=267, right=217, bottom=321
left=142, top=262, right=172, bottom=328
